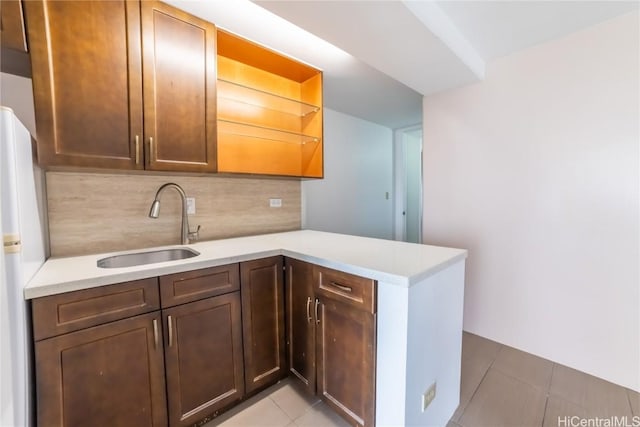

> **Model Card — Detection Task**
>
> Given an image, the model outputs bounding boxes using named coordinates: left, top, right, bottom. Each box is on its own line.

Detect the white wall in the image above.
left=422, top=12, right=639, bottom=391
left=376, top=261, right=465, bottom=426
left=303, top=108, right=394, bottom=239
left=0, top=73, right=36, bottom=137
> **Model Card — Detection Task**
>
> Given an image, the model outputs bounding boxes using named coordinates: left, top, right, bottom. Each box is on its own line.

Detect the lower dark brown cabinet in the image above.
left=240, top=256, right=286, bottom=394
left=163, top=292, right=244, bottom=426
left=285, top=258, right=376, bottom=427
left=286, top=257, right=316, bottom=393
left=316, top=298, right=376, bottom=427
left=34, top=311, right=167, bottom=426
left=33, top=257, right=375, bottom=427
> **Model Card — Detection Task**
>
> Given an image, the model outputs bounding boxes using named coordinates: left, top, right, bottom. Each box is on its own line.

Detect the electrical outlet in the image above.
left=269, top=198, right=282, bottom=208
left=422, top=382, right=436, bottom=412
left=186, top=197, right=196, bottom=214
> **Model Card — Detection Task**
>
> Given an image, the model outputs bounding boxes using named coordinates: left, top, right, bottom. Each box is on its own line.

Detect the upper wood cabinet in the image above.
left=25, top=0, right=144, bottom=169
left=1, top=0, right=28, bottom=52
left=25, top=1, right=322, bottom=176
left=25, top=0, right=216, bottom=172
left=216, top=30, right=323, bottom=178
left=141, top=1, right=217, bottom=172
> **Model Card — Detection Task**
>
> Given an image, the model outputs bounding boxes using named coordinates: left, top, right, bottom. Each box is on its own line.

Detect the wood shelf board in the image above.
left=217, top=29, right=319, bottom=83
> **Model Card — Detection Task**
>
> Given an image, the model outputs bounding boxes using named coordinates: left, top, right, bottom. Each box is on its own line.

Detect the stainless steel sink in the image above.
left=97, top=248, right=200, bottom=268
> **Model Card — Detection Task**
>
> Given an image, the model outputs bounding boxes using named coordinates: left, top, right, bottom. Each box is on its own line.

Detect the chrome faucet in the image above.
left=148, top=183, right=200, bottom=245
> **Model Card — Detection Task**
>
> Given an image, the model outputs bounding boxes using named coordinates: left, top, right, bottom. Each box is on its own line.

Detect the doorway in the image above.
left=394, top=125, right=423, bottom=243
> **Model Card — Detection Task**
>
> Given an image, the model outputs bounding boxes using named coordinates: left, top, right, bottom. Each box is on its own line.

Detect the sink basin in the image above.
left=97, top=248, right=200, bottom=268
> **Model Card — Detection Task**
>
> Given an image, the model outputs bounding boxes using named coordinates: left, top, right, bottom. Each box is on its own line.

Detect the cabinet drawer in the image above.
left=160, top=264, right=240, bottom=308
left=32, top=277, right=160, bottom=341
left=314, top=266, right=376, bottom=314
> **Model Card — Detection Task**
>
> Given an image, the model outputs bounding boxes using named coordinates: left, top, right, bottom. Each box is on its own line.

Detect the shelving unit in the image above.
left=216, top=30, right=323, bottom=178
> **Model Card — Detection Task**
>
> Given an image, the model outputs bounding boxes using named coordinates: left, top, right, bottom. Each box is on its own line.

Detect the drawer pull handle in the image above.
left=329, top=281, right=353, bottom=293
left=314, top=299, right=320, bottom=325
left=306, top=297, right=312, bottom=323
left=153, top=319, right=159, bottom=349
left=168, top=315, right=173, bottom=347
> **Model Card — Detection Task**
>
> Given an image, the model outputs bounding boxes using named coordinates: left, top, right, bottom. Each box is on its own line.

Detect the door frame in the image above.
left=393, top=124, right=423, bottom=243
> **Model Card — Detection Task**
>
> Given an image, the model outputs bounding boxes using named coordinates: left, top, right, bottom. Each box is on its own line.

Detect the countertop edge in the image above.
left=24, top=249, right=284, bottom=299
left=24, top=231, right=468, bottom=299
left=407, top=251, right=468, bottom=286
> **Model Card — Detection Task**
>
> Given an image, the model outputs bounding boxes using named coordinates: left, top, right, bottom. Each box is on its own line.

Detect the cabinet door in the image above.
left=163, top=293, right=244, bottom=426
left=1, top=0, right=27, bottom=51
left=241, top=257, right=286, bottom=393
left=285, top=258, right=316, bottom=394
left=141, top=1, right=217, bottom=172
left=35, top=312, right=167, bottom=426
left=25, top=0, right=143, bottom=168
left=316, top=298, right=376, bottom=427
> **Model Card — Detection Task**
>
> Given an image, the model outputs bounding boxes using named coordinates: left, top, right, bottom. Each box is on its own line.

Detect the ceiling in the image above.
left=167, top=1, right=638, bottom=129
left=436, top=1, right=639, bottom=60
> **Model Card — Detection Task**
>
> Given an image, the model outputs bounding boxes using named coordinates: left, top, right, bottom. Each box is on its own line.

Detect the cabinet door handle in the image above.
left=329, top=281, right=352, bottom=293
left=314, top=299, right=320, bottom=325
left=152, top=318, right=159, bottom=349
left=149, top=136, right=155, bottom=161
left=135, top=135, right=140, bottom=165
left=167, top=315, right=173, bottom=347
left=306, top=297, right=312, bottom=323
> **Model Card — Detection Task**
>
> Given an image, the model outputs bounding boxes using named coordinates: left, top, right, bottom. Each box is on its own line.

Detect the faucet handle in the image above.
left=188, top=225, right=201, bottom=242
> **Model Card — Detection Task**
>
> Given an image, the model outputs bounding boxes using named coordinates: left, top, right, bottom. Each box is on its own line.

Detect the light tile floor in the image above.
left=205, top=332, right=640, bottom=427
left=204, top=380, right=349, bottom=427
left=450, top=332, right=640, bottom=427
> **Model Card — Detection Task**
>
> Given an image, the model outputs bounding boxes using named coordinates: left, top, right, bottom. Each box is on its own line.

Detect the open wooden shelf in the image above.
left=217, top=120, right=321, bottom=177
left=216, top=29, right=323, bottom=178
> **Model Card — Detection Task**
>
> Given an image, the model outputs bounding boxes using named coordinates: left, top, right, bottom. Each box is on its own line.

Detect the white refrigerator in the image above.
left=1, top=106, right=46, bottom=427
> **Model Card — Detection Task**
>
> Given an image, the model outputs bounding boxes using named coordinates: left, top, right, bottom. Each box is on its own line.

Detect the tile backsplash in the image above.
left=46, top=172, right=301, bottom=257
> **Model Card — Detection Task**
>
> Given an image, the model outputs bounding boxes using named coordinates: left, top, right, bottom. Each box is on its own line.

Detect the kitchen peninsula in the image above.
left=26, top=230, right=467, bottom=426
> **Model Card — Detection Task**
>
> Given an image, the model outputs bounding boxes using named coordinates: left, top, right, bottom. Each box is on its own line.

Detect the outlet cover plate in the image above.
left=269, top=198, right=282, bottom=208
left=187, top=197, right=196, bottom=214
left=422, top=382, right=436, bottom=412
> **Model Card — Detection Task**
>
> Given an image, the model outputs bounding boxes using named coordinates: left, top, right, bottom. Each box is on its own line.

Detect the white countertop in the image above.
left=25, top=230, right=468, bottom=299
